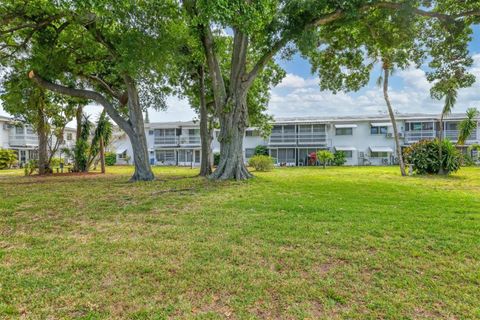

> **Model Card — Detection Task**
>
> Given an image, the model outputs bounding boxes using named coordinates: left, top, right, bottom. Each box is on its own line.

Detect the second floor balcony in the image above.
left=404, top=130, right=436, bottom=143
left=179, top=135, right=201, bottom=145
left=154, top=135, right=178, bottom=146
left=9, top=134, right=39, bottom=147
left=444, top=130, right=478, bottom=143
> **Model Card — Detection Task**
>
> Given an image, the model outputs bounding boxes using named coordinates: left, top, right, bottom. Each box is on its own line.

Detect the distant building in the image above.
left=0, top=115, right=77, bottom=165
left=110, top=112, right=479, bottom=167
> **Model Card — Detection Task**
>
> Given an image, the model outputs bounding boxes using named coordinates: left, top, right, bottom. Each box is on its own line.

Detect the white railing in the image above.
left=444, top=130, right=477, bottom=142
left=180, top=135, right=201, bottom=145
left=9, top=134, right=38, bottom=146
left=297, top=132, right=327, bottom=145
left=404, top=130, right=436, bottom=142
left=269, top=133, right=297, bottom=144
left=154, top=136, right=178, bottom=145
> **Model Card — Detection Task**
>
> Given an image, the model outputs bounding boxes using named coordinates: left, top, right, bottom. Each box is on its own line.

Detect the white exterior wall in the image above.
left=0, top=119, right=9, bottom=149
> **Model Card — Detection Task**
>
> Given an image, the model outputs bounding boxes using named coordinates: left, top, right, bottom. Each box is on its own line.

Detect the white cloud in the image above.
left=268, top=60, right=480, bottom=118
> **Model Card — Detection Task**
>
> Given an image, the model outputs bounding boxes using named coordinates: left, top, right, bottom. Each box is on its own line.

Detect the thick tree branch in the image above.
left=230, top=28, right=249, bottom=92
left=199, top=23, right=228, bottom=113
left=28, top=70, right=133, bottom=136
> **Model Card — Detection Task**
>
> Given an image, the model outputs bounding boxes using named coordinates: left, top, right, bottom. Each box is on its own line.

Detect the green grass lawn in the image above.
left=0, top=166, right=479, bottom=319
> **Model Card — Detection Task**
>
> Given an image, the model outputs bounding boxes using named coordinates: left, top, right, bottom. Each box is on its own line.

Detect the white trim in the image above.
left=370, top=122, right=392, bottom=127
left=369, top=146, right=393, bottom=153
left=335, top=124, right=358, bottom=128
left=335, top=146, right=356, bottom=151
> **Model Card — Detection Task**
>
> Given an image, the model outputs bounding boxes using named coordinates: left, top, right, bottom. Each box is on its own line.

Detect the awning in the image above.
left=334, top=124, right=357, bottom=128
left=116, top=149, right=127, bottom=154
left=370, top=122, right=392, bottom=127
left=370, top=146, right=394, bottom=153
left=335, top=146, right=356, bottom=151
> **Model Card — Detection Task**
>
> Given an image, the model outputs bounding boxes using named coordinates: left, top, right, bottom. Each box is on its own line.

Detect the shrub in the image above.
left=24, top=159, right=38, bottom=176
left=213, top=152, right=221, bottom=166
left=248, top=155, right=274, bottom=172
left=254, top=145, right=269, bottom=156
left=50, top=157, right=64, bottom=167
left=105, top=152, right=117, bottom=166
left=0, top=149, right=17, bottom=169
left=403, top=139, right=461, bottom=175
left=333, top=151, right=347, bottom=166
left=317, top=150, right=334, bottom=169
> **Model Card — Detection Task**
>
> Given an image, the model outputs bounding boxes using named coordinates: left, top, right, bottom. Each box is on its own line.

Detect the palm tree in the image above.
left=89, top=111, right=112, bottom=173
left=380, top=60, right=407, bottom=176
left=457, top=108, right=479, bottom=146
left=438, top=89, right=457, bottom=175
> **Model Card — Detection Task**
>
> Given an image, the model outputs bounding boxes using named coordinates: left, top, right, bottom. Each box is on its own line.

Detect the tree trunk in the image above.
left=124, top=75, right=155, bottom=182
left=210, top=92, right=252, bottom=180
left=75, top=105, right=83, bottom=142
left=100, top=137, right=106, bottom=174
left=37, top=96, right=49, bottom=175
left=438, top=114, right=445, bottom=175
left=198, top=66, right=212, bottom=177
left=382, top=65, right=407, bottom=176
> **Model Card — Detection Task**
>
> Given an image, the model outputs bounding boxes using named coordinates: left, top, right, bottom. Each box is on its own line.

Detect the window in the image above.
left=15, top=126, right=24, bottom=134
left=273, top=148, right=295, bottom=163
left=245, top=148, right=255, bottom=158
left=178, top=149, right=193, bottom=162
left=188, top=128, right=200, bottom=136
left=371, top=151, right=388, bottom=158
left=26, top=126, right=34, bottom=134
left=343, top=150, right=353, bottom=158
left=149, top=130, right=154, bottom=135
left=245, top=130, right=259, bottom=137
left=370, top=126, right=388, bottom=135
left=336, top=128, right=352, bottom=135
left=118, top=150, right=127, bottom=159
left=409, top=122, right=434, bottom=131
left=66, top=133, right=73, bottom=141
left=156, top=150, right=175, bottom=162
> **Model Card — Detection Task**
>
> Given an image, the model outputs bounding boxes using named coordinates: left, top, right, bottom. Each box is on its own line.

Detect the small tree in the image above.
left=0, top=149, right=18, bottom=169
left=457, top=108, right=479, bottom=146
left=317, top=150, right=334, bottom=169
left=254, top=145, right=269, bottom=156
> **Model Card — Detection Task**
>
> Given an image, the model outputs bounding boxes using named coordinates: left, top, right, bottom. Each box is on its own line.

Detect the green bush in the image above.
left=248, top=155, right=274, bottom=172
left=254, top=145, right=269, bottom=156
left=50, top=157, right=65, bottom=167
left=317, top=150, right=334, bottom=168
left=333, top=151, right=347, bottom=166
left=0, top=149, right=17, bottom=169
left=105, top=152, right=117, bottom=166
left=213, top=152, right=221, bottom=166
left=24, top=159, right=38, bottom=176
left=403, top=139, right=461, bottom=175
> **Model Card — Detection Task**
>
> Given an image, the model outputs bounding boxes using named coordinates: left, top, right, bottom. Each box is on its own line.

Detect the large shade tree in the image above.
left=0, top=0, right=184, bottom=181
left=183, top=0, right=480, bottom=180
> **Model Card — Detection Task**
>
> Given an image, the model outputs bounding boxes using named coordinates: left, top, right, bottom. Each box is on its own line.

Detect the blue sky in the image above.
left=1, top=26, right=479, bottom=123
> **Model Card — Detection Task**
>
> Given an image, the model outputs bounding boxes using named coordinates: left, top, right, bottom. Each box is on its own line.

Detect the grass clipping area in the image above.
left=0, top=166, right=479, bottom=319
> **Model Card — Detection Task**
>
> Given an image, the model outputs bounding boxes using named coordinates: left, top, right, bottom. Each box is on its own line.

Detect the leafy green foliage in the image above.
left=23, top=159, right=38, bottom=176
left=254, top=145, right=269, bottom=156
left=333, top=151, right=347, bottom=166
left=404, top=139, right=461, bottom=175
left=213, top=152, right=221, bottom=166
left=105, top=152, right=117, bottom=166
left=248, top=155, right=274, bottom=172
left=457, top=108, right=479, bottom=145
left=317, top=150, right=334, bottom=168
left=73, top=115, right=91, bottom=172
left=0, top=149, right=18, bottom=169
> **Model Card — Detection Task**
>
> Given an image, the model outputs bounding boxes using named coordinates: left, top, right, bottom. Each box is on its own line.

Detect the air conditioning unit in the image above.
left=386, top=133, right=393, bottom=138
left=359, top=152, right=365, bottom=158
left=386, top=132, right=404, bottom=138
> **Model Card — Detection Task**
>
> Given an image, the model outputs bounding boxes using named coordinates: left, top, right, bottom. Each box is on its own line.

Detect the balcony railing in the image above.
left=9, top=134, right=38, bottom=146
left=404, top=130, right=436, bottom=143
left=297, top=132, right=327, bottom=145
left=269, top=133, right=297, bottom=144
left=180, top=135, right=201, bottom=145
left=444, top=130, right=477, bottom=142
left=154, top=136, right=178, bottom=145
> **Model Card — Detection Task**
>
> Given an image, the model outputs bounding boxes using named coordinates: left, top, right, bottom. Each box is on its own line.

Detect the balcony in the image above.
left=9, top=134, right=38, bottom=147
left=404, top=130, right=436, bottom=143
left=180, top=135, right=201, bottom=145
left=154, top=136, right=178, bottom=146
left=269, top=133, right=297, bottom=145
left=444, top=130, right=478, bottom=143
left=297, top=132, right=328, bottom=145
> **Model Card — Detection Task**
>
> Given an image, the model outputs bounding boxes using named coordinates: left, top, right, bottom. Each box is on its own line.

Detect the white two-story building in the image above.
left=112, top=113, right=479, bottom=167
left=0, top=115, right=77, bottom=165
